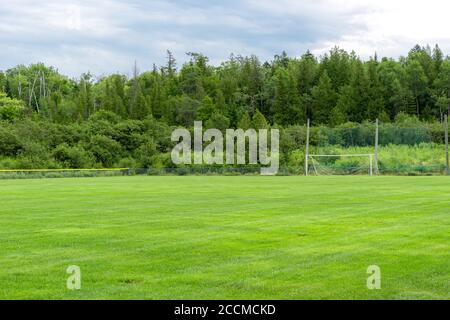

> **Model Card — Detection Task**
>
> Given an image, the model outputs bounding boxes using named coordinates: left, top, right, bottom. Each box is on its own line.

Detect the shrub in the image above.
left=112, top=120, right=145, bottom=151
left=89, top=110, right=122, bottom=124
left=17, top=141, right=58, bottom=169
left=0, top=157, right=20, bottom=169
left=135, top=138, right=157, bottom=168
left=143, top=117, right=173, bottom=152
left=53, top=144, right=93, bottom=168
left=116, top=157, right=137, bottom=169
left=0, top=92, right=24, bottom=121
left=85, top=135, right=123, bottom=167
left=0, top=125, right=22, bottom=156
left=146, top=152, right=172, bottom=169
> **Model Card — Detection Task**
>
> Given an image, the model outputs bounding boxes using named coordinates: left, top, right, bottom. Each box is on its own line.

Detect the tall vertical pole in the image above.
left=445, top=115, right=449, bottom=176
left=369, top=154, right=373, bottom=176
left=305, top=119, right=310, bottom=176
left=374, top=119, right=379, bottom=175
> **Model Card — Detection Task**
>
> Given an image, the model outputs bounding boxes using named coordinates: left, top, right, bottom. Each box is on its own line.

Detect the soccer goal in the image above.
left=307, top=154, right=376, bottom=176
left=304, top=119, right=380, bottom=176
left=303, top=117, right=450, bottom=176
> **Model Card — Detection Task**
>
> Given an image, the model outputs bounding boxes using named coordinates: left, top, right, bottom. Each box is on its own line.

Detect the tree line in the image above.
left=0, top=45, right=449, bottom=170
left=1, top=44, right=450, bottom=127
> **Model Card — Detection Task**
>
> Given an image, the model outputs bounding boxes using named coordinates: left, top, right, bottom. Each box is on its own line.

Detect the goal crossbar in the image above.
left=309, top=154, right=374, bottom=157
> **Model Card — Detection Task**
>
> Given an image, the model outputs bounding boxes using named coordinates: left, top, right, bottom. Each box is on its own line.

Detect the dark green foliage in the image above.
left=252, top=109, right=269, bottom=129
left=165, top=95, right=201, bottom=126
left=53, top=144, right=93, bottom=168
left=89, top=110, right=122, bottom=124
left=0, top=125, right=22, bottom=156
left=237, top=112, right=251, bottom=130
left=17, top=141, right=57, bottom=169
left=312, top=71, right=336, bottom=124
left=205, top=113, right=230, bottom=131
left=86, top=135, right=123, bottom=167
left=0, top=45, right=449, bottom=170
left=272, top=67, right=303, bottom=125
left=135, top=138, right=157, bottom=168
left=28, top=45, right=440, bottom=125
left=112, top=120, right=146, bottom=152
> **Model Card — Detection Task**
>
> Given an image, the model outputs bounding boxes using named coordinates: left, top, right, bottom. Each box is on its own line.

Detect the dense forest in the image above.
left=0, top=45, right=449, bottom=172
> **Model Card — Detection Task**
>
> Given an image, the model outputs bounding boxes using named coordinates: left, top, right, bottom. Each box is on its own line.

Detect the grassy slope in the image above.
left=0, top=176, right=448, bottom=300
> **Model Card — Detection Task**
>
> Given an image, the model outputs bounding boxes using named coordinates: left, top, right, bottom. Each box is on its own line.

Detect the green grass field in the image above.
left=0, top=176, right=448, bottom=300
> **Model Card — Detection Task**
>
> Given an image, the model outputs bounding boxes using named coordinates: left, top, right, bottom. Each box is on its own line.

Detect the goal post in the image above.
left=445, top=114, right=449, bottom=176
left=305, top=119, right=310, bottom=176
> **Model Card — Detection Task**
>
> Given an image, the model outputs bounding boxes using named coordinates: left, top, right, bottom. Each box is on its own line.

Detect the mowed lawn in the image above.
left=0, top=176, right=448, bottom=300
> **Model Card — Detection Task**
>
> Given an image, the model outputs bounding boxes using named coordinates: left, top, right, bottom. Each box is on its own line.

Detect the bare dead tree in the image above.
left=129, top=60, right=140, bottom=117
left=41, top=71, right=47, bottom=99
left=29, top=73, right=40, bottom=113
left=18, top=70, right=22, bottom=98
left=29, top=74, right=37, bottom=107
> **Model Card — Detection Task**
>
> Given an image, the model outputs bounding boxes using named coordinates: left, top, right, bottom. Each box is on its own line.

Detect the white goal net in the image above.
left=307, top=154, right=376, bottom=176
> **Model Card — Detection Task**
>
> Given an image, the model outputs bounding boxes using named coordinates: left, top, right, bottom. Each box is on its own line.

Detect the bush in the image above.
left=85, top=135, right=123, bottom=167
left=0, top=125, right=22, bottom=156
left=116, top=157, right=137, bottom=169
left=0, top=92, right=24, bottom=121
left=112, top=120, right=145, bottom=151
left=53, top=144, right=93, bottom=168
left=135, top=138, right=157, bottom=168
left=143, top=116, right=174, bottom=152
left=89, top=110, right=122, bottom=124
left=17, top=141, right=59, bottom=169
left=0, top=157, right=20, bottom=169
left=146, top=153, right=172, bottom=169
left=86, top=119, right=118, bottom=138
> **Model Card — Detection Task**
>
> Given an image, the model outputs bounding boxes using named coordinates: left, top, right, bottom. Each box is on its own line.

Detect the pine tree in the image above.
left=349, top=60, right=370, bottom=122
left=214, top=89, right=227, bottom=115
left=198, top=96, right=215, bottom=121
left=150, top=69, right=163, bottom=118
left=76, top=74, right=94, bottom=120
left=366, top=59, right=385, bottom=120
left=332, top=85, right=353, bottom=125
left=311, top=71, right=336, bottom=124
left=237, top=112, right=251, bottom=130
left=406, top=59, right=428, bottom=115
left=271, top=68, right=302, bottom=125
left=252, top=109, right=269, bottom=129
left=0, top=72, right=6, bottom=92
left=296, top=51, right=317, bottom=95
left=205, top=113, right=230, bottom=131
left=432, top=44, right=444, bottom=76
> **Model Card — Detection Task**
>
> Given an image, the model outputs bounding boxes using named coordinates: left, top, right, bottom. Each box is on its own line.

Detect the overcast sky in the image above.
left=1, top=0, right=449, bottom=77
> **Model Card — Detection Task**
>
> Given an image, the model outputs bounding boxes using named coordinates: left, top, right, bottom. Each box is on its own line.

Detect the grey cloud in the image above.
left=0, top=0, right=371, bottom=77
